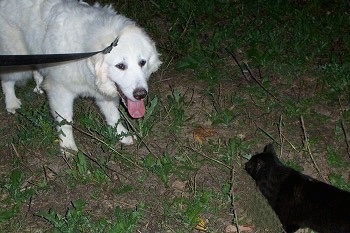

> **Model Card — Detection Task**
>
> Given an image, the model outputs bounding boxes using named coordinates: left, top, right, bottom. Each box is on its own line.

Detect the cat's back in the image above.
left=282, top=171, right=350, bottom=232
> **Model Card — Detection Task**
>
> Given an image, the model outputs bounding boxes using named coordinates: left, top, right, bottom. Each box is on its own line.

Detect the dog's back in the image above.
left=0, top=0, right=51, bottom=55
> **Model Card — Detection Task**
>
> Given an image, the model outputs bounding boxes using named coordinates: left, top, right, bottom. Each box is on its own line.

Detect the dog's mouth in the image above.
left=116, top=85, right=145, bottom=119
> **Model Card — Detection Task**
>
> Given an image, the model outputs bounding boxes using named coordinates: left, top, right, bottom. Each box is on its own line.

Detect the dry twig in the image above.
left=338, top=98, right=350, bottom=157
left=340, top=118, right=350, bottom=157
left=119, top=109, right=155, bottom=157
left=225, top=48, right=279, bottom=101
left=230, top=167, right=240, bottom=233
left=258, top=127, right=279, bottom=145
left=185, top=146, right=231, bottom=169
left=243, top=62, right=280, bottom=102
left=225, top=48, right=250, bottom=82
left=300, top=116, right=326, bottom=181
left=79, top=150, right=114, bottom=180
left=278, top=115, right=284, bottom=157
left=25, top=196, right=33, bottom=218
left=10, top=143, right=20, bottom=158
left=72, top=125, right=142, bottom=169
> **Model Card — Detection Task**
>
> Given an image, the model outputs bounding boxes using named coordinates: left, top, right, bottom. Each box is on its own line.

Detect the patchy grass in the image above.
left=0, top=0, right=350, bottom=232
left=37, top=199, right=143, bottom=233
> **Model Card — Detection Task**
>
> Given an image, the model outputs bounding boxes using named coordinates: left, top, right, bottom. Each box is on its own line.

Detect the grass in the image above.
left=37, top=200, right=143, bottom=233
left=0, top=0, right=349, bottom=232
left=0, top=168, right=36, bottom=222
left=16, top=102, right=57, bottom=151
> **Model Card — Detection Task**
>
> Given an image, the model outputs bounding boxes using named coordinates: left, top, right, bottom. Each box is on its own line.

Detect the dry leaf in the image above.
left=193, top=126, right=216, bottom=143
left=171, top=180, right=187, bottom=191
left=194, top=216, right=208, bottom=232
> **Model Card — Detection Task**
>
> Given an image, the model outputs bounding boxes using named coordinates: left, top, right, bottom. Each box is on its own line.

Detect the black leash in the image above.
left=0, top=37, right=118, bottom=67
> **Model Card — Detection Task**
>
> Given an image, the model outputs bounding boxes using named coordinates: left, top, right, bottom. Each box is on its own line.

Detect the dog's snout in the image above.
left=133, top=88, right=147, bottom=100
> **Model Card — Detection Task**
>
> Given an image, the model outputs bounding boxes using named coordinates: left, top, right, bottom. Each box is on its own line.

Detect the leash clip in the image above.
left=102, top=37, right=119, bottom=54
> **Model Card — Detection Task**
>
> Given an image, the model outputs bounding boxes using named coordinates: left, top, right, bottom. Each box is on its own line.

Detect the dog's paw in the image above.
left=33, top=86, right=44, bottom=94
left=60, top=140, right=78, bottom=152
left=116, top=124, right=136, bottom=145
left=58, top=126, right=78, bottom=152
left=119, top=135, right=136, bottom=145
left=60, top=147, right=78, bottom=157
left=33, top=71, right=44, bottom=94
left=6, top=98, right=22, bottom=114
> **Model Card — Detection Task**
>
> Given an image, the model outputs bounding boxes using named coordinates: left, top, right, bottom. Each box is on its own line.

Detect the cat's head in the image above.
left=244, top=144, right=281, bottom=180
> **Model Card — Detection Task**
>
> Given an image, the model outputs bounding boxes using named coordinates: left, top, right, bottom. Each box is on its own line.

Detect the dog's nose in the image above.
left=133, top=88, right=148, bottom=100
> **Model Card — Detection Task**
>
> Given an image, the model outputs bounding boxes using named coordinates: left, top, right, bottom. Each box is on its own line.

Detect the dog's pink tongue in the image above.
left=127, top=99, right=145, bottom=118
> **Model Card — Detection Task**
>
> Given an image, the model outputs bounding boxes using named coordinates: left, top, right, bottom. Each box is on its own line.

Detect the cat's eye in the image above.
left=115, top=63, right=127, bottom=70
left=139, top=60, right=146, bottom=67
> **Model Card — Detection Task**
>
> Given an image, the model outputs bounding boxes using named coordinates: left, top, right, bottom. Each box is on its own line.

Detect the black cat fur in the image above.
left=245, top=144, right=350, bottom=233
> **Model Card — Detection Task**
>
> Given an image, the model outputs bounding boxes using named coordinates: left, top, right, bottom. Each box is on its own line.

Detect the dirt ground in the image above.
left=0, top=61, right=349, bottom=232
left=0, top=1, right=349, bottom=231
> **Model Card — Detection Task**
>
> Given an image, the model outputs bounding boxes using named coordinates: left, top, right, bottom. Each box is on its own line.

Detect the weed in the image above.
left=206, top=87, right=246, bottom=127
left=38, top=199, right=143, bottom=233
left=164, top=89, right=189, bottom=132
left=37, top=200, right=87, bottom=232
left=329, top=174, right=350, bottom=192
left=142, top=154, right=173, bottom=186
left=0, top=168, right=35, bottom=221
left=183, top=191, right=210, bottom=227
left=320, top=63, right=350, bottom=98
left=167, top=190, right=211, bottom=231
left=136, top=96, right=159, bottom=137
left=218, top=138, right=250, bottom=165
left=110, top=205, right=144, bottom=233
left=16, top=103, right=57, bottom=150
left=113, top=184, right=133, bottom=196
left=283, top=99, right=312, bottom=118
left=210, top=108, right=236, bottom=126
left=66, top=152, right=109, bottom=184
left=327, top=147, right=349, bottom=168
left=77, top=108, right=132, bottom=148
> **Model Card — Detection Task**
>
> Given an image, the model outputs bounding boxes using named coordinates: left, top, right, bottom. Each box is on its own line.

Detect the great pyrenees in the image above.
left=0, top=0, right=161, bottom=151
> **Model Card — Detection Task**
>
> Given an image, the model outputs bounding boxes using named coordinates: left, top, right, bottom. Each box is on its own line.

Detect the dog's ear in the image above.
left=147, top=42, right=162, bottom=75
left=88, top=54, right=117, bottom=97
left=90, top=54, right=106, bottom=82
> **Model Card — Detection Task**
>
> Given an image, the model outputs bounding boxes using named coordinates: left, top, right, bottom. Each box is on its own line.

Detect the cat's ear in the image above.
left=263, top=143, right=276, bottom=155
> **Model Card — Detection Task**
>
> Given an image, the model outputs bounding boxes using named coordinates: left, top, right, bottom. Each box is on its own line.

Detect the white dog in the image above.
left=0, top=0, right=161, bottom=151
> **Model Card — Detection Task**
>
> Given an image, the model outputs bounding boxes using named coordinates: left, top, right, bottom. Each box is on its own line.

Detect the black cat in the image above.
left=245, top=144, right=350, bottom=233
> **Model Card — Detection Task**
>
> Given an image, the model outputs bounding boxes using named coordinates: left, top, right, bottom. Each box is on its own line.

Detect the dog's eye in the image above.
left=115, top=63, right=127, bottom=70
left=139, top=60, right=146, bottom=67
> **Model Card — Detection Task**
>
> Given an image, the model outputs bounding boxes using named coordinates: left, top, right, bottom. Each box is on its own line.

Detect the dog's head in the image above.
left=92, top=25, right=161, bottom=118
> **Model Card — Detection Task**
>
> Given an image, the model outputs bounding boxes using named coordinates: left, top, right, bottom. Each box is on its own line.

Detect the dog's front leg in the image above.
left=95, top=98, right=134, bottom=145
left=33, top=71, right=44, bottom=94
left=47, top=90, right=78, bottom=151
left=1, top=79, right=22, bottom=114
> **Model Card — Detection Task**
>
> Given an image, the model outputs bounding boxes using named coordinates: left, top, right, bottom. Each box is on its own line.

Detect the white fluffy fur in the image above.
left=0, top=0, right=161, bottom=151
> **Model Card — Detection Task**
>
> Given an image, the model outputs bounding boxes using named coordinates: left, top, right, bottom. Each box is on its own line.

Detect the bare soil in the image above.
left=0, top=61, right=349, bottom=233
